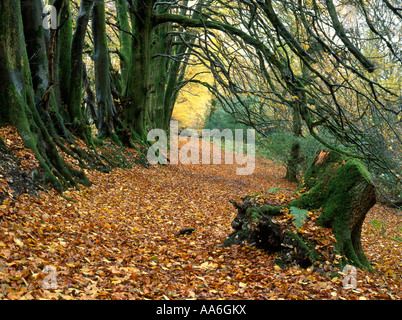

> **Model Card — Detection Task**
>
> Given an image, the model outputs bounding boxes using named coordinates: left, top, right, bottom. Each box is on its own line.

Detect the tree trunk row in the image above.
left=0, top=0, right=201, bottom=188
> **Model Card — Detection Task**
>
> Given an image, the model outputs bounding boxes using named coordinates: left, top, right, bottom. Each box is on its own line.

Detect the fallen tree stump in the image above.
left=223, top=150, right=376, bottom=270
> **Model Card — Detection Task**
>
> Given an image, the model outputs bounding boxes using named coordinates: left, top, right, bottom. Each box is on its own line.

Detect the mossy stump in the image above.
left=223, top=150, right=376, bottom=270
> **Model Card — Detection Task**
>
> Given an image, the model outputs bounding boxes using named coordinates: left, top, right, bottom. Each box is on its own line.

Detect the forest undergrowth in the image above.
left=0, top=126, right=400, bottom=300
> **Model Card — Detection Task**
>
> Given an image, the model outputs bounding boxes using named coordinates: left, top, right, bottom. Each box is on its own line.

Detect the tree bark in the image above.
left=69, top=0, right=93, bottom=126
left=0, top=0, right=90, bottom=191
left=224, top=150, right=376, bottom=270
left=54, top=0, right=73, bottom=115
left=162, top=0, right=205, bottom=131
left=124, top=0, right=204, bottom=136
left=92, top=0, right=121, bottom=143
left=285, top=103, right=303, bottom=182
left=114, top=0, right=131, bottom=92
left=20, top=0, right=50, bottom=102
left=124, top=0, right=155, bottom=138
left=150, top=9, right=170, bottom=130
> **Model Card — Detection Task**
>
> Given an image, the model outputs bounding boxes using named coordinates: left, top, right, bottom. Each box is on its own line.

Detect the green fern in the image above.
left=289, top=206, right=309, bottom=229
left=267, top=187, right=282, bottom=194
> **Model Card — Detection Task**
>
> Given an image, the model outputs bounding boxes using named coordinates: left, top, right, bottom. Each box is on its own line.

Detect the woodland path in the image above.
left=0, top=136, right=400, bottom=300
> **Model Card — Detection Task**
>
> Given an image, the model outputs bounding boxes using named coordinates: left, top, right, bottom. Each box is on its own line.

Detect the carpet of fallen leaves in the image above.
left=0, top=128, right=401, bottom=300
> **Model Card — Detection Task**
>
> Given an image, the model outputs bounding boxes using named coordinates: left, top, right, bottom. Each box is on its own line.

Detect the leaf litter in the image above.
left=0, top=129, right=400, bottom=300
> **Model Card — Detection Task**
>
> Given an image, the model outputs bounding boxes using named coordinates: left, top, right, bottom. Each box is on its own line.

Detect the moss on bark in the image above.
left=0, top=0, right=93, bottom=192
left=290, top=150, right=375, bottom=269
left=224, top=150, right=376, bottom=270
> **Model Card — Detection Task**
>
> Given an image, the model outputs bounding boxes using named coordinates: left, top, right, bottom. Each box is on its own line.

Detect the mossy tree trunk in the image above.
left=285, top=101, right=303, bottom=183
left=294, top=150, right=376, bottom=269
left=149, top=9, right=171, bottom=130
left=68, top=0, right=94, bottom=142
left=161, top=0, right=205, bottom=131
left=224, top=150, right=376, bottom=270
left=54, top=0, right=73, bottom=117
left=20, top=0, right=50, bottom=103
left=114, top=0, right=131, bottom=93
left=0, top=0, right=90, bottom=191
left=92, top=0, right=122, bottom=143
left=121, top=0, right=206, bottom=138
left=124, top=0, right=155, bottom=140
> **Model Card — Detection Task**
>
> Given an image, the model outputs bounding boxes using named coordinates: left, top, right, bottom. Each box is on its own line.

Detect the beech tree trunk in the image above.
left=124, top=0, right=154, bottom=139
left=114, top=0, right=131, bottom=92
left=285, top=103, right=303, bottom=182
left=0, top=0, right=89, bottom=191
left=54, top=0, right=73, bottom=115
left=92, top=0, right=121, bottom=142
left=20, top=0, right=50, bottom=103
left=69, top=0, right=93, bottom=136
left=224, top=150, right=376, bottom=270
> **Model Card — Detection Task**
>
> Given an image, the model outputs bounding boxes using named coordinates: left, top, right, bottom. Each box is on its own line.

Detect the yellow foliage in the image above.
left=173, top=61, right=213, bottom=129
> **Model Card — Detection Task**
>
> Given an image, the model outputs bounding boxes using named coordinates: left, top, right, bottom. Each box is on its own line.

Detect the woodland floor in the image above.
left=0, top=126, right=401, bottom=300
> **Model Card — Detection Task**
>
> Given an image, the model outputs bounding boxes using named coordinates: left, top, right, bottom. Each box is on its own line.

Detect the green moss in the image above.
left=317, top=159, right=371, bottom=226
left=285, top=231, right=321, bottom=263
left=291, top=153, right=372, bottom=226
left=247, top=208, right=261, bottom=221
left=258, top=205, right=284, bottom=216
left=287, top=151, right=374, bottom=269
